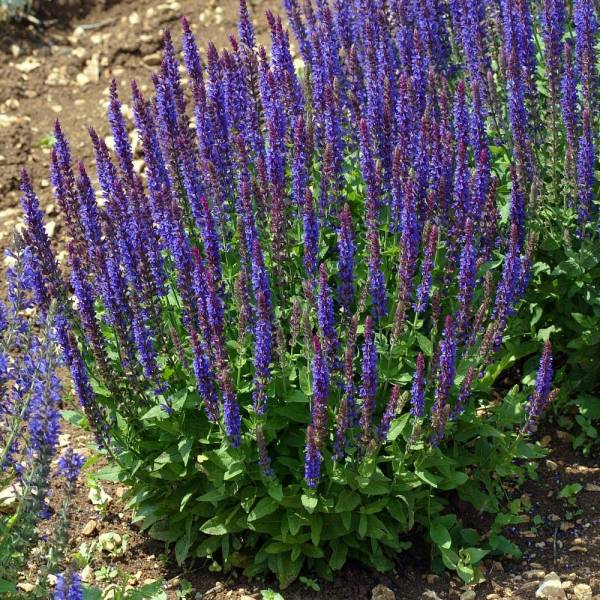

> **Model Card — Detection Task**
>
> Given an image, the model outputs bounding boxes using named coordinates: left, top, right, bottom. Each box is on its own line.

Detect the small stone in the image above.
left=560, top=521, right=574, bottom=531
left=562, top=582, right=572, bottom=590
left=72, top=46, right=87, bottom=59
left=546, top=460, right=559, bottom=471
left=17, top=583, right=36, bottom=593
left=536, top=572, right=566, bottom=600
left=10, top=44, right=21, bottom=58
left=240, top=596, right=256, bottom=600
left=129, top=12, right=141, bottom=25
left=422, top=592, right=442, bottom=600
left=372, top=585, right=395, bottom=600
left=45, top=221, right=57, bottom=238
left=585, top=483, right=600, bottom=492
left=486, top=595, right=500, bottom=600
left=81, top=565, right=93, bottom=583
left=549, top=514, right=560, bottom=522
left=15, top=57, right=41, bottom=73
left=5, top=98, right=20, bottom=110
left=143, top=579, right=157, bottom=585
left=525, top=570, right=546, bottom=580
left=143, top=52, right=162, bottom=66
left=460, top=591, right=476, bottom=600
left=82, top=520, right=98, bottom=536
left=573, top=584, right=593, bottom=600
left=569, top=545, right=587, bottom=553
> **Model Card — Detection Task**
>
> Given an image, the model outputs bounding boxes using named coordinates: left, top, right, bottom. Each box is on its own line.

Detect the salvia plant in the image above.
left=18, top=0, right=600, bottom=587
left=0, top=237, right=85, bottom=597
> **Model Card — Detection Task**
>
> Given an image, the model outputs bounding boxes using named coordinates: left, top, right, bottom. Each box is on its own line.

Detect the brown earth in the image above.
left=1, top=2, right=600, bottom=599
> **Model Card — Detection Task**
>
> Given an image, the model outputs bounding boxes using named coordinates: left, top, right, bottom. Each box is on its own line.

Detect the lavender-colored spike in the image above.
left=337, top=203, right=356, bottom=314
left=415, top=225, right=438, bottom=314
left=574, top=0, right=598, bottom=111
left=525, top=341, right=555, bottom=430
left=378, top=384, right=402, bottom=443
left=317, top=263, right=339, bottom=368
left=359, top=315, right=378, bottom=445
left=431, top=315, right=456, bottom=444
left=577, top=109, right=596, bottom=232
left=238, top=0, right=255, bottom=48
left=457, top=219, right=478, bottom=336
left=303, top=189, right=319, bottom=277
left=410, top=353, right=427, bottom=418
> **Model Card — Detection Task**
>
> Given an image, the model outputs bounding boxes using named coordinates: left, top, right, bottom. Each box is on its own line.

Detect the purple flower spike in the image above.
left=415, top=225, right=438, bottom=314
left=525, top=341, right=555, bottom=431
left=577, top=109, right=596, bottom=232
left=303, top=189, right=319, bottom=277
left=359, top=316, right=378, bottom=445
left=378, top=384, right=402, bottom=443
left=337, top=204, right=356, bottom=314
left=410, top=353, right=426, bottom=418
left=574, top=0, right=598, bottom=111
left=457, top=219, right=477, bottom=335
left=431, top=316, right=456, bottom=444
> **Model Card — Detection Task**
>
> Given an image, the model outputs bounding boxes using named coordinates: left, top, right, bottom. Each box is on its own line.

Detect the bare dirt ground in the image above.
left=1, top=2, right=600, bottom=598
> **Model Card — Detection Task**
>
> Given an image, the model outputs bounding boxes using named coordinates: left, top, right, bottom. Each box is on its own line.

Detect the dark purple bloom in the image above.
left=431, top=316, right=456, bottom=443
left=238, top=0, right=255, bottom=48
left=577, top=109, right=596, bottom=231
left=359, top=316, right=377, bottom=445
left=574, top=0, right=598, bottom=111
left=304, top=336, right=329, bottom=487
left=256, top=425, right=272, bottom=477
left=317, top=264, right=338, bottom=367
left=410, top=353, right=427, bottom=418
left=378, top=384, right=401, bottom=443
left=415, top=224, right=437, bottom=315
left=561, top=42, right=578, bottom=161
left=20, top=170, right=62, bottom=311
left=54, top=572, right=84, bottom=600
left=303, top=189, right=319, bottom=277
left=457, top=219, right=478, bottom=334
left=525, top=341, right=555, bottom=430
left=541, top=0, right=566, bottom=104
left=337, top=203, right=355, bottom=314
left=57, top=448, right=85, bottom=484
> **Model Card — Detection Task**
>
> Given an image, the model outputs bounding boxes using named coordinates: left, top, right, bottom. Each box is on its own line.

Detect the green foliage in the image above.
left=94, top=369, right=542, bottom=587
left=518, top=218, right=600, bottom=454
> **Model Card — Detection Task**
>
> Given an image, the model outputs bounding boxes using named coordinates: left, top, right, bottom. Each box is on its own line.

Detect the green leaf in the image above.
left=141, top=404, right=169, bottom=421
left=416, top=333, right=433, bottom=357
left=0, top=579, right=17, bottom=593
left=430, top=521, right=452, bottom=550
left=301, top=494, right=318, bottom=513
left=248, top=497, right=280, bottom=522
left=311, top=513, right=323, bottom=546
left=464, top=547, right=489, bottom=564
left=334, top=489, right=361, bottom=512
left=329, top=539, right=348, bottom=570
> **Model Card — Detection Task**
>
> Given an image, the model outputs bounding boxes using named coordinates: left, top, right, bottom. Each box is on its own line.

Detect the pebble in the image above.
left=129, top=12, right=141, bottom=25
left=422, top=592, right=442, bottom=600
left=5, top=98, right=20, bottom=110
left=10, top=44, right=21, bottom=58
left=536, top=572, right=566, bottom=600
left=573, top=584, right=593, bottom=600
left=525, top=570, right=546, bottom=580
left=143, top=52, right=163, bottom=66
left=546, top=460, right=559, bottom=471
left=372, top=584, right=395, bottom=600
left=82, top=519, right=98, bottom=536
left=569, top=545, right=588, bottom=553
left=81, top=565, right=93, bottom=583
left=460, top=591, right=476, bottom=600
left=15, top=57, right=41, bottom=73
left=17, top=583, right=36, bottom=593
left=585, top=483, right=600, bottom=492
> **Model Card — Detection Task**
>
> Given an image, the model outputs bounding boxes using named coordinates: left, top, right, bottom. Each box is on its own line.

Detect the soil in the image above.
left=1, top=2, right=600, bottom=599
